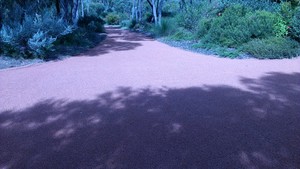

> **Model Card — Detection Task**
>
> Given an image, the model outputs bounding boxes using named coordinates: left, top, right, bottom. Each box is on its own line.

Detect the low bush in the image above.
left=241, top=37, right=300, bottom=59
left=129, top=20, right=137, bottom=29
left=78, top=16, right=105, bottom=33
left=106, top=13, right=120, bottom=25
left=202, top=5, right=251, bottom=47
left=175, top=5, right=202, bottom=31
left=197, top=18, right=212, bottom=38
left=152, top=18, right=176, bottom=37
left=88, top=3, right=106, bottom=18
left=0, top=11, right=73, bottom=59
left=221, top=0, right=280, bottom=12
left=170, top=28, right=195, bottom=41
left=247, top=10, right=287, bottom=38
left=0, top=10, right=106, bottom=59
left=120, top=20, right=131, bottom=28
left=193, top=42, right=241, bottom=58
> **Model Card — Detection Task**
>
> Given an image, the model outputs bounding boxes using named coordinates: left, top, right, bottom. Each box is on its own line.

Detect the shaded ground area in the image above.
left=0, top=27, right=300, bottom=169
left=1, top=72, right=300, bottom=169
left=80, top=27, right=152, bottom=56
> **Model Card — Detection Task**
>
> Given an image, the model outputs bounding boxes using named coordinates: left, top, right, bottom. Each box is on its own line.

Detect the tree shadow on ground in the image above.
left=0, top=72, right=299, bottom=169
left=79, top=27, right=153, bottom=57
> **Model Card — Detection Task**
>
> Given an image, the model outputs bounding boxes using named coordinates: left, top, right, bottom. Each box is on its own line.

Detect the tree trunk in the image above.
left=86, top=0, right=90, bottom=15
left=72, top=0, right=79, bottom=25
left=152, top=0, right=158, bottom=25
left=135, top=0, right=138, bottom=21
left=158, top=0, right=163, bottom=26
left=81, top=0, right=84, bottom=17
left=138, top=0, right=143, bottom=22
left=131, top=0, right=136, bottom=20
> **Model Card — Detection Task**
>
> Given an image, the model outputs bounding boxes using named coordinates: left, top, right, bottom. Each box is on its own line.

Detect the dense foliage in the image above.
left=121, top=0, right=300, bottom=59
left=0, top=0, right=105, bottom=59
left=241, top=37, right=300, bottom=59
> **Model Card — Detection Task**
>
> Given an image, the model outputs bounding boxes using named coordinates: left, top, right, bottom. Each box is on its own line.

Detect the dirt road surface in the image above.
left=0, top=27, right=300, bottom=169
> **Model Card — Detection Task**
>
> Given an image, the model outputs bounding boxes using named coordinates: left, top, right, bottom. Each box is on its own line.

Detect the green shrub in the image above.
left=170, top=28, right=195, bottom=41
left=291, top=7, right=300, bottom=41
left=221, top=0, right=280, bottom=12
left=274, top=17, right=288, bottom=37
left=88, top=3, right=106, bottom=17
left=144, top=12, right=153, bottom=23
left=279, top=2, right=294, bottom=24
left=193, top=42, right=240, bottom=58
left=78, top=16, right=105, bottom=33
left=153, top=18, right=176, bottom=37
left=0, top=11, right=72, bottom=59
left=174, top=1, right=224, bottom=31
left=120, top=20, right=131, bottom=28
left=215, top=47, right=241, bottom=59
left=27, top=31, right=56, bottom=58
left=175, top=5, right=202, bottom=31
left=197, top=18, right=212, bottom=38
left=241, top=37, right=300, bottom=59
left=247, top=10, right=287, bottom=38
left=106, top=13, right=120, bottom=25
left=203, top=5, right=251, bottom=47
left=290, top=0, right=300, bottom=8
left=129, top=20, right=137, bottom=29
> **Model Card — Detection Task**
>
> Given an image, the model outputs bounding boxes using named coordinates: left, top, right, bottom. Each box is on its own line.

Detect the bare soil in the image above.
left=0, top=27, right=299, bottom=169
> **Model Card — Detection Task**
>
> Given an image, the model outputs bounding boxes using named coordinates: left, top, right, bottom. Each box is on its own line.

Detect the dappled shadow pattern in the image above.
left=0, top=72, right=299, bottom=169
left=80, top=27, right=153, bottom=56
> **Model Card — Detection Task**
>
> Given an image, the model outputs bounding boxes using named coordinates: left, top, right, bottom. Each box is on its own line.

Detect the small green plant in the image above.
left=170, top=28, right=195, bottom=41
left=152, top=18, right=176, bottom=37
left=27, top=31, right=56, bottom=58
left=274, top=17, right=288, bottom=37
left=241, top=37, right=300, bottom=59
left=192, top=42, right=240, bottom=58
left=215, top=47, right=241, bottom=58
left=106, top=13, right=120, bottom=25
left=120, top=20, right=131, bottom=28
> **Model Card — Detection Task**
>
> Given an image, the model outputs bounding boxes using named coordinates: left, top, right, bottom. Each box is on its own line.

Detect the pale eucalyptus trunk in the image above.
left=138, top=0, right=143, bottom=22
left=81, top=0, right=84, bottom=17
left=131, top=0, right=136, bottom=20
left=72, top=0, right=79, bottom=25
left=158, top=0, right=163, bottom=26
left=152, top=0, right=158, bottom=25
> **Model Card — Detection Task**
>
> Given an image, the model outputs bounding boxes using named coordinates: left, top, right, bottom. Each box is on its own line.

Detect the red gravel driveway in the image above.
left=0, top=27, right=300, bottom=169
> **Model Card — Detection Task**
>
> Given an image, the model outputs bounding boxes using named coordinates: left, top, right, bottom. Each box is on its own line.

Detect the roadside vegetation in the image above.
left=108, top=0, right=300, bottom=59
left=1, top=0, right=300, bottom=61
left=0, top=0, right=106, bottom=63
